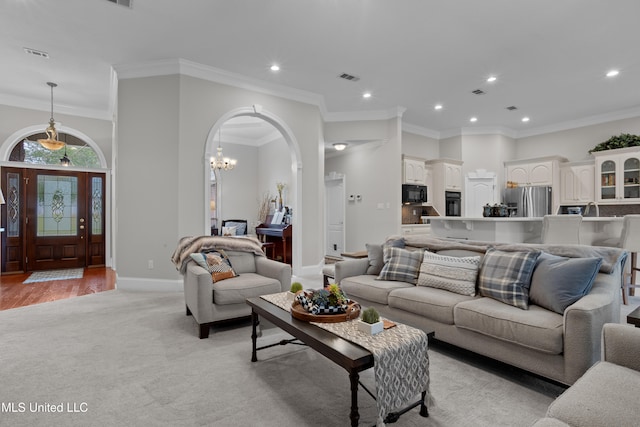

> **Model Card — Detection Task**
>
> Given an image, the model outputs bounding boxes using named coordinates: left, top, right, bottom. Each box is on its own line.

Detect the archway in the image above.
left=204, top=105, right=303, bottom=274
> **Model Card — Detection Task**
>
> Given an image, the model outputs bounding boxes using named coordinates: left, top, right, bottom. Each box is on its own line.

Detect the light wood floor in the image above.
left=0, top=267, right=116, bottom=310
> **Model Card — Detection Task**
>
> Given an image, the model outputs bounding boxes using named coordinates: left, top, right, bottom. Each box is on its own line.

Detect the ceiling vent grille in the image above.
left=338, top=73, right=360, bottom=82
left=24, top=47, right=49, bottom=59
left=506, top=106, right=518, bottom=111
left=471, top=89, right=485, bottom=95
left=106, top=0, right=132, bottom=8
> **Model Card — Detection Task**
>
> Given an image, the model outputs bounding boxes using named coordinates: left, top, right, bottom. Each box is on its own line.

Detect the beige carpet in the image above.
left=0, top=287, right=574, bottom=426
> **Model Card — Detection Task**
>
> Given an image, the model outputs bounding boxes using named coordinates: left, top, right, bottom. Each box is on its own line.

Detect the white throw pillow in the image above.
left=417, top=251, right=481, bottom=296
left=222, top=226, right=237, bottom=236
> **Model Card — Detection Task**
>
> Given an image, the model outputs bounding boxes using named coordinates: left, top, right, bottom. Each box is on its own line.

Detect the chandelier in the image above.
left=37, top=82, right=65, bottom=151
left=210, top=128, right=237, bottom=171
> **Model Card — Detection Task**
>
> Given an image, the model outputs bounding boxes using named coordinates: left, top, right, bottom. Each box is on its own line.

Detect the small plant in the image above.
left=327, top=283, right=347, bottom=306
left=361, top=307, right=380, bottom=324
left=290, top=282, right=303, bottom=293
left=311, top=289, right=330, bottom=305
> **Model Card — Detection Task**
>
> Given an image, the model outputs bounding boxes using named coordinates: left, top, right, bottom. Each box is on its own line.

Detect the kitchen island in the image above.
left=429, top=216, right=623, bottom=245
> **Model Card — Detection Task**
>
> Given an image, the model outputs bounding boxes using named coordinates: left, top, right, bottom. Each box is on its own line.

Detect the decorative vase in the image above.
left=279, top=196, right=283, bottom=211
left=357, top=319, right=384, bottom=335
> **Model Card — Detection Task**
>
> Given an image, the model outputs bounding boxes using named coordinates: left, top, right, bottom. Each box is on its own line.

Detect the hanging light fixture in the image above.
left=210, top=128, right=237, bottom=171
left=60, top=145, right=71, bottom=166
left=37, top=82, right=65, bottom=151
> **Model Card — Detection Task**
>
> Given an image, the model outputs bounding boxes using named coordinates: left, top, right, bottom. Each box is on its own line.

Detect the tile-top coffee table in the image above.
left=246, top=296, right=433, bottom=426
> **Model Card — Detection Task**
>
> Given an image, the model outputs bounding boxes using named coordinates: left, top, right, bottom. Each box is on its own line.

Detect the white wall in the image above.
left=439, top=135, right=463, bottom=160
left=0, top=104, right=113, bottom=166
left=117, top=74, right=324, bottom=282
left=402, top=131, right=439, bottom=159
left=461, top=133, right=516, bottom=190
left=325, top=117, right=402, bottom=251
left=257, top=137, right=291, bottom=224
left=216, top=143, right=258, bottom=227
left=515, top=116, right=640, bottom=162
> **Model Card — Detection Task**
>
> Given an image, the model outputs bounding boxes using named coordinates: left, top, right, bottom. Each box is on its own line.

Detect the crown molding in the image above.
left=114, top=58, right=327, bottom=114
left=401, top=123, right=440, bottom=140
left=0, top=94, right=112, bottom=121
left=516, top=105, right=640, bottom=139
left=324, top=106, right=406, bottom=123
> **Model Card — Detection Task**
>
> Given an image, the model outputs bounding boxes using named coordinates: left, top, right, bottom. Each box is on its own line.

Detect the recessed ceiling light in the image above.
left=470, top=117, right=478, bottom=123
left=362, top=92, right=372, bottom=99
left=434, top=104, right=443, bottom=110
left=522, top=117, right=530, bottom=122
left=333, top=143, right=347, bottom=151
left=606, top=69, right=619, bottom=77
left=270, top=64, right=280, bottom=72
left=487, top=76, right=497, bottom=83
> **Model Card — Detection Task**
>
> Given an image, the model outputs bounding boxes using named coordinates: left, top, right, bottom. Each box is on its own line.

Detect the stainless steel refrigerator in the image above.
left=503, top=186, right=552, bottom=217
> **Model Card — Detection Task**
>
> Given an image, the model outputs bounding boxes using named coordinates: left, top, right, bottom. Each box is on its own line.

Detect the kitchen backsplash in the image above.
left=402, top=205, right=440, bottom=224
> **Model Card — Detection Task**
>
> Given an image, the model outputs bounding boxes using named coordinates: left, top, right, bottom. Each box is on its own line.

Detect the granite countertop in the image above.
left=429, top=216, right=623, bottom=222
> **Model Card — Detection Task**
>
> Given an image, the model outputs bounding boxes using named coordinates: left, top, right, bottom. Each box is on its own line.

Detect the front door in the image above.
left=2, top=167, right=105, bottom=272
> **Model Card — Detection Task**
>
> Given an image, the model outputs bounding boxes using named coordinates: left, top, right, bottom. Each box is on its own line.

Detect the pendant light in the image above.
left=37, top=82, right=65, bottom=151
left=60, top=145, right=70, bottom=166
left=210, top=128, right=237, bottom=171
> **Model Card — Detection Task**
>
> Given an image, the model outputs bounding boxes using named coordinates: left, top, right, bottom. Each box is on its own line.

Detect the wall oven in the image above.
left=445, top=191, right=461, bottom=216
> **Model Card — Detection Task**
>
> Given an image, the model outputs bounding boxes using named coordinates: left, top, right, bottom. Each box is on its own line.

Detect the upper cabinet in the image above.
left=427, top=158, right=463, bottom=191
left=593, top=147, right=640, bottom=203
left=403, top=156, right=427, bottom=185
left=559, top=161, right=595, bottom=204
left=506, top=160, right=555, bottom=186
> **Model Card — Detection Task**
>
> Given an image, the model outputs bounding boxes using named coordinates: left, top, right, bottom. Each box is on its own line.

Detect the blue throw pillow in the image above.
left=478, top=248, right=541, bottom=309
left=529, top=252, right=603, bottom=314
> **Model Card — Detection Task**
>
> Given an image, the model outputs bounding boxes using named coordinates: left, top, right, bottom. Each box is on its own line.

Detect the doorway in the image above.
left=2, top=167, right=105, bottom=273
left=325, top=174, right=345, bottom=257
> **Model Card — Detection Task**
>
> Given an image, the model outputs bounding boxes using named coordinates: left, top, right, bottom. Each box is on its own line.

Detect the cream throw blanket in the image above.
left=171, top=235, right=266, bottom=274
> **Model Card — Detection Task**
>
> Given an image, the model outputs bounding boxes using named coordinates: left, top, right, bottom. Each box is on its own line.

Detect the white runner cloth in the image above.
left=261, top=292, right=430, bottom=426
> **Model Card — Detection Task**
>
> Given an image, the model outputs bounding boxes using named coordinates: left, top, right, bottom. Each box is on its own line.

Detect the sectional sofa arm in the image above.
left=602, top=323, right=640, bottom=371
left=183, top=263, right=215, bottom=322
left=335, top=258, right=370, bottom=284
left=255, top=257, right=292, bottom=292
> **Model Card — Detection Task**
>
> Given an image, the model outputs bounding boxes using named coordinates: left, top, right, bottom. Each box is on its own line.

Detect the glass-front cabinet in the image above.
left=593, top=147, right=640, bottom=203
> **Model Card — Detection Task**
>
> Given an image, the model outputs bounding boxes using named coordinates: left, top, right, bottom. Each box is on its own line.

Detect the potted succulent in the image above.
left=288, top=282, right=303, bottom=301
left=357, top=307, right=384, bottom=335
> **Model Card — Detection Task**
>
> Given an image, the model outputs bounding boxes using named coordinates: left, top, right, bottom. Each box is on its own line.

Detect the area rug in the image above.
left=23, top=268, right=84, bottom=284
left=0, top=290, right=564, bottom=426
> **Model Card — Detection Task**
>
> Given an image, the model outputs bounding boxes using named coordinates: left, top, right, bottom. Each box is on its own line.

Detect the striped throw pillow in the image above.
left=417, top=251, right=481, bottom=296
left=478, top=248, right=541, bottom=309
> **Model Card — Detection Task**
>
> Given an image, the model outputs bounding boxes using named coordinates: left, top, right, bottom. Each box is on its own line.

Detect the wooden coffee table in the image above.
left=246, top=296, right=433, bottom=426
left=627, top=305, right=640, bottom=327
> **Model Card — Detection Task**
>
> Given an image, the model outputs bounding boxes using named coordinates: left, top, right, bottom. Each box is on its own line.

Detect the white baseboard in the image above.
left=116, top=275, right=182, bottom=292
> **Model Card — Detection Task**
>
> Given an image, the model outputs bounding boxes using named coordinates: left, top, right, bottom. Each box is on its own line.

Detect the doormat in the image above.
left=23, top=268, right=85, bottom=284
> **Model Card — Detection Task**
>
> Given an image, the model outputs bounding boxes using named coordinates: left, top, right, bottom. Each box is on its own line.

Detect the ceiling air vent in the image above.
left=338, top=73, right=360, bottom=82
left=106, top=0, right=132, bottom=8
left=506, top=106, right=518, bottom=111
left=471, top=89, right=485, bottom=95
left=24, top=47, right=49, bottom=59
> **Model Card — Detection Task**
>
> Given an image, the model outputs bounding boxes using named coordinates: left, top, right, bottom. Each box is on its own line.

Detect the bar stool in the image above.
left=594, top=214, right=640, bottom=305
left=541, top=215, right=582, bottom=244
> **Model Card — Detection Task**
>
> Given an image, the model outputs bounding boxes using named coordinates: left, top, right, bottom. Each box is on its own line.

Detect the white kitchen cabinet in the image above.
left=593, top=147, right=640, bottom=203
left=559, top=161, right=595, bottom=204
left=426, top=158, right=464, bottom=215
left=506, top=160, right=554, bottom=186
left=403, top=157, right=426, bottom=185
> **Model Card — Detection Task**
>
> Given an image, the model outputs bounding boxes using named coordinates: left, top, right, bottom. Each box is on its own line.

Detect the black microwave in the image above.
left=402, top=184, right=427, bottom=204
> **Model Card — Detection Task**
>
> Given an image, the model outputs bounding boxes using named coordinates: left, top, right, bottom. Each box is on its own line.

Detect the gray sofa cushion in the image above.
left=546, top=361, right=640, bottom=427
left=340, top=275, right=413, bottom=305
left=225, top=250, right=257, bottom=274
left=454, top=297, right=564, bottom=354
left=377, top=246, right=423, bottom=284
left=478, top=248, right=541, bottom=309
left=529, top=253, right=603, bottom=314
left=213, top=273, right=281, bottom=305
left=365, top=243, right=384, bottom=275
left=388, top=286, right=476, bottom=325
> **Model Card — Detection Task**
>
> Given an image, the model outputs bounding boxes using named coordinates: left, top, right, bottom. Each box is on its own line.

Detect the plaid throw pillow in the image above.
left=377, top=246, right=422, bottom=284
left=478, top=248, right=541, bottom=309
